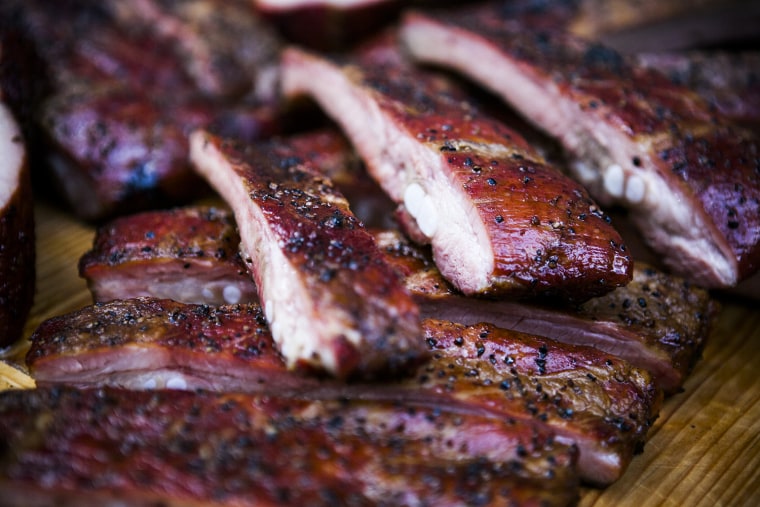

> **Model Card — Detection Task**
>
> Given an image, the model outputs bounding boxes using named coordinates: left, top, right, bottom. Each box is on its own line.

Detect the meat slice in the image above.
left=279, top=37, right=632, bottom=301
left=400, top=6, right=760, bottom=288
left=189, top=130, right=424, bottom=379
left=417, top=319, right=661, bottom=485
left=0, top=101, right=34, bottom=348
left=79, top=206, right=256, bottom=306
left=27, top=296, right=659, bottom=484
left=78, top=205, right=714, bottom=393
left=376, top=230, right=717, bottom=394
left=26, top=298, right=309, bottom=392
left=0, top=386, right=580, bottom=507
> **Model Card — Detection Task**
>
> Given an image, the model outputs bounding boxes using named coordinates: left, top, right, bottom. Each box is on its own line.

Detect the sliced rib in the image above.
left=400, top=6, right=760, bottom=288
left=27, top=297, right=660, bottom=485
left=279, top=37, right=632, bottom=302
left=375, top=229, right=717, bottom=394
left=0, top=386, right=580, bottom=507
left=189, top=130, right=424, bottom=379
left=77, top=207, right=714, bottom=393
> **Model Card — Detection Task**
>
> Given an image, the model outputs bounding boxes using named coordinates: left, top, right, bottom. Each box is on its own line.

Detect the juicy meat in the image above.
left=400, top=6, right=760, bottom=288
left=0, top=386, right=580, bottom=507
left=417, top=319, right=661, bottom=485
left=8, top=0, right=284, bottom=220
left=189, top=130, right=425, bottom=379
left=280, top=37, right=632, bottom=301
left=253, top=0, right=401, bottom=50
left=79, top=206, right=257, bottom=306
left=27, top=298, right=309, bottom=392
left=375, top=230, right=717, bottom=394
left=27, top=296, right=660, bottom=485
left=0, top=102, right=35, bottom=348
left=78, top=206, right=713, bottom=393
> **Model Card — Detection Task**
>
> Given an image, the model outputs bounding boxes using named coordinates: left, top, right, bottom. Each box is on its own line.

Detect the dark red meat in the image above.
left=189, top=130, right=425, bottom=379
left=400, top=5, right=760, bottom=288
left=27, top=296, right=660, bottom=484
left=0, top=386, right=580, bottom=506
left=280, top=36, right=632, bottom=301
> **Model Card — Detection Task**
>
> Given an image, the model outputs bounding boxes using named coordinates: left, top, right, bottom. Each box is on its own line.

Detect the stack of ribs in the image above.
left=1, top=0, right=756, bottom=505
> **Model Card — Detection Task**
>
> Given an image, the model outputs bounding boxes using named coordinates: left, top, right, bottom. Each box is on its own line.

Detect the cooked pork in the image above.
left=78, top=207, right=714, bottom=393
left=0, top=102, right=34, bottom=349
left=400, top=5, right=760, bottom=288
left=6, top=0, right=284, bottom=220
left=189, top=130, right=425, bottom=379
left=280, top=36, right=632, bottom=302
left=79, top=206, right=256, bottom=306
left=27, top=296, right=660, bottom=484
left=0, top=386, right=580, bottom=507
left=376, top=230, right=716, bottom=394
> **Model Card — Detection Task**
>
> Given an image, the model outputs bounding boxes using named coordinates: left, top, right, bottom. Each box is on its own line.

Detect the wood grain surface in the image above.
left=2, top=202, right=759, bottom=506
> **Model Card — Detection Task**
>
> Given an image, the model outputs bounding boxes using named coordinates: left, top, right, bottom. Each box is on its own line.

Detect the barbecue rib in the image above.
left=0, top=101, right=34, bottom=349
left=189, top=130, right=425, bottom=379
left=279, top=35, right=632, bottom=302
left=376, top=229, right=716, bottom=394
left=27, top=296, right=660, bottom=484
left=78, top=207, right=715, bottom=393
left=79, top=206, right=257, bottom=306
left=0, top=386, right=580, bottom=506
left=399, top=5, right=760, bottom=288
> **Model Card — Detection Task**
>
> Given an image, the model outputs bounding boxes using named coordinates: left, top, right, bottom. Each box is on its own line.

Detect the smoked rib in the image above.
left=0, top=386, right=580, bottom=507
left=77, top=208, right=715, bottom=393
left=189, top=130, right=424, bottom=379
left=279, top=36, right=632, bottom=302
left=27, top=297, right=660, bottom=484
left=400, top=5, right=760, bottom=288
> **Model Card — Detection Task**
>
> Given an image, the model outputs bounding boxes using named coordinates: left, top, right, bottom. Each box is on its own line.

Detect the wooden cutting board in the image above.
left=2, top=202, right=759, bottom=506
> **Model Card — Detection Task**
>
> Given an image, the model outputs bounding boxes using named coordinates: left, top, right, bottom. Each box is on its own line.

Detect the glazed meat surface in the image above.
left=78, top=208, right=714, bottom=393
left=0, top=386, right=580, bottom=507
left=635, top=51, right=760, bottom=130
left=400, top=5, right=760, bottom=288
left=280, top=36, right=632, bottom=302
left=0, top=102, right=35, bottom=348
left=190, top=130, right=425, bottom=379
left=27, top=297, right=660, bottom=484
left=79, top=206, right=257, bottom=306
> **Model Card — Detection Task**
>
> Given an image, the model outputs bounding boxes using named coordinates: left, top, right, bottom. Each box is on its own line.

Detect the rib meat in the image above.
left=280, top=36, right=632, bottom=301
left=400, top=5, right=760, bottom=288
left=0, top=386, right=580, bottom=507
left=189, top=130, right=425, bottom=379
left=375, top=230, right=717, bottom=394
left=27, top=297, right=660, bottom=484
left=77, top=207, right=713, bottom=393
left=0, top=101, right=34, bottom=349
left=79, top=206, right=257, bottom=306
